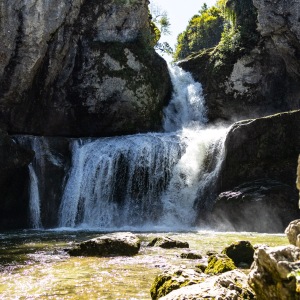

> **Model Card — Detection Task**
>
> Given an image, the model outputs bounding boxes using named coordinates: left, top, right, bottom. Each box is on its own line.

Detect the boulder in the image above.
left=159, top=270, right=255, bottom=300
left=0, top=0, right=171, bottom=137
left=222, top=241, right=254, bottom=267
left=249, top=245, right=300, bottom=300
left=285, top=219, right=300, bottom=247
left=204, top=254, right=236, bottom=275
left=0, top=129, right=33, bottom=229
left=68, top=232, right=140, bottom=256
left=180, top=251, right=202, bottom=259
left=197, top=110, right=300, bottom=231
left=148, top=237, right=189, bottom=249
left=209, top=180, right=299, bottom=233
left=150, top=268, right=206, bottom=300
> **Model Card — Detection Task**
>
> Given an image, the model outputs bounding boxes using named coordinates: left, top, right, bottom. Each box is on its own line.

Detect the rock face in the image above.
left=0, top=0, right=171, bottom=137
left=179, top=0, right=300, bottom=123
left=0, top=130, right=33, bottom=229
left=198, top=110, right=300, bottom=232
left=160, top=270, right=255, bottom=300
left=68, top=232, right=141, bottom=256
left=249, top=245, right=300, bottom=300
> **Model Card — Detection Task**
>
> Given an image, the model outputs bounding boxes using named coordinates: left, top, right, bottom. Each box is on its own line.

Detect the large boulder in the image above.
left=0, top=129, right=33, bottom=229
left=179, top=0, right=300, bottom=123
left=285, top=219, right=300, bottom=248
left=159, top=270, right=255, bottom=300
left=197, top=110, right=300, bottom=231
left=0, top=0, right=171, bottom=137
left=209, top=180, right=299, bottom=233
left=68, top=232, right=141, bottom=256
left=249, top=245, right=300, bottom=300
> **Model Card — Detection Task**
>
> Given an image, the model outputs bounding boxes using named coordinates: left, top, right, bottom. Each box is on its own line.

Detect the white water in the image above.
left=57, top=64, right=227, bottom=230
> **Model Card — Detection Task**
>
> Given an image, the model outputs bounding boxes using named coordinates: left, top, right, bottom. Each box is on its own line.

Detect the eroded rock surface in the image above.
left=160, top=270, right=255, bottom=300
left=249, top=245, right=300, bottom=300
left=0, top=0, right=171, bottom=136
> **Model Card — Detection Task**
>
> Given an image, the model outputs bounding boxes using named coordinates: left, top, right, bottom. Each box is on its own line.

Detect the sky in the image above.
left=150, top=0, right=217, bottom=60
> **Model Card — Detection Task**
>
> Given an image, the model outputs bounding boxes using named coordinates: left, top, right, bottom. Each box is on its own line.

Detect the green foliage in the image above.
left=173, top=4, right=224, bottom=61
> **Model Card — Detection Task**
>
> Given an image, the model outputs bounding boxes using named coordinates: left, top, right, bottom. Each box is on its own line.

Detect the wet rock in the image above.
left=148, top=237, right=189, bottom=249
left=222, top=241, right=254, bottom=267
left=159, top=270, right=255, bottom=300
left=0, top=0, right=171, bottom=136
left=0, top=129, right=33, bottom=229
left=285, top=219, right=300, bottom=247
left=150, top=268, right=206, bottom=300
left=204, top=254, right=236, bottom=275
left=248, top=245, right=300, bottom=300
left=68, top=232, right=140, bottom=257
left=180, top=251, right=202, bottom=259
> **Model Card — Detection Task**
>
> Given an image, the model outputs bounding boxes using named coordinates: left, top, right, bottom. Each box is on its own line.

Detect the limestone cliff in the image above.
left=179, top=0, right=300, bottom=123
left=0, top=0, right=171, bottom=136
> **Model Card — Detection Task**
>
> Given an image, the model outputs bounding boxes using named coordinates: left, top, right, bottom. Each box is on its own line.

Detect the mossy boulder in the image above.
left=148, top=237, right=189, bottom=249
left=180, top=251, right=202, bottom=259
left=68, top=232, right=140, bottom=257
left=150, top=269, right=205, bottom=300
left=204, top=254, right=236, bottom=275
left=222, top=241, right=254, bottom=267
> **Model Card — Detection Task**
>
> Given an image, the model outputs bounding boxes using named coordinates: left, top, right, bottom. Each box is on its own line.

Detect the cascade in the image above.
left=21, top=64, right=227, bottom=230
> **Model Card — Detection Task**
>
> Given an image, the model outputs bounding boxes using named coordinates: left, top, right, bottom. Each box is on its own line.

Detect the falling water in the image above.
left=57, top=64, right=227, bottom=229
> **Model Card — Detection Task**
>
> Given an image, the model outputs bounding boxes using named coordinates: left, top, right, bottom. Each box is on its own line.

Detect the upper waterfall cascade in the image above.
left=21, top=65, right=227, bottom=230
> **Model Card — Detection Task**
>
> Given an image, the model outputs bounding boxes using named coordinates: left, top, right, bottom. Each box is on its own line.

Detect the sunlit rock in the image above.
left=159, top=270, right=254, bottom=300
left=204, top=254, right=236, bottom=275
left=248, top=245, right=300, bottom=300
left=285, top=219, right=300, bottom=248
left=68, top=232, right=140, bottom=257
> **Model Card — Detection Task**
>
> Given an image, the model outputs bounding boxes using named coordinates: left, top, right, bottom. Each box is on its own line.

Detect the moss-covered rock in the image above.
left=150, top=269, right=205, bottom=300
left=148, top=237, right=189, bottom=249
left=222, top=240, right=254, bottom=267
left=204, top=254, right=236, bottom=275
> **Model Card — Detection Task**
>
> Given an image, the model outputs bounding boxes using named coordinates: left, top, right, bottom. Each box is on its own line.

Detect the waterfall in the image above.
left=56, top=64, right=227, bottom=230
left=28, top=164, right=42, bottom=229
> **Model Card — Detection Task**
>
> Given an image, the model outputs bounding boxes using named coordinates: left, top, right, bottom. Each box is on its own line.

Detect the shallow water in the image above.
left=0, top=230, right=288, bottom=299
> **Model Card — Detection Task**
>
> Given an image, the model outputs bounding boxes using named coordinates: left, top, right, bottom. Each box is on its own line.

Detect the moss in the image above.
left=150, top=273, right=189, bottom=300
left=204, top=254, right=236, bottom=275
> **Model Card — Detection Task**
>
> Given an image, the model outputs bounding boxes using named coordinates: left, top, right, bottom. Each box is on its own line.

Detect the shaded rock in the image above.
left=150, top=268, right=206, bottom=300
left=180, top=251, right=202, bottom=259
left=222, top=241, right=254, bottom=267
left=0, top=0, right=171, bottom=137
left=197, top=110, right=300, bottom=232
left=160, top=270, right=255, bottom=300
left=68, top=232, right=140, bottom=257
left=148, top=237, right=189, bottom=249
left=204, top=254, right=236, bottom=275
left=209, top=179, right=298, bottom=233
left=297, top=155, right=300, bottom=201
left=285, top=219, right=300, bottom=247
left=0, top=129, right=33, bottom=229
left=249, top=245, right=300, bottom=300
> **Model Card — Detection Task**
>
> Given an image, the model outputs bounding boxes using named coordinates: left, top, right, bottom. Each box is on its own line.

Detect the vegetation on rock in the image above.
left=204, top=254, right=236, bottom=275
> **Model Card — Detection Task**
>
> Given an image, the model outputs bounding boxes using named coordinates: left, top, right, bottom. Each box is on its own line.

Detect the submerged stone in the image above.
left=180, top=251, right=202, bottom=259
left=68, top=232, right=140, bottom=257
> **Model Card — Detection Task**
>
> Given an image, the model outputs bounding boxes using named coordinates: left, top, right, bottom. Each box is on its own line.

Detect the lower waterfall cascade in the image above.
left=18, top=65, right=228, bottom=230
